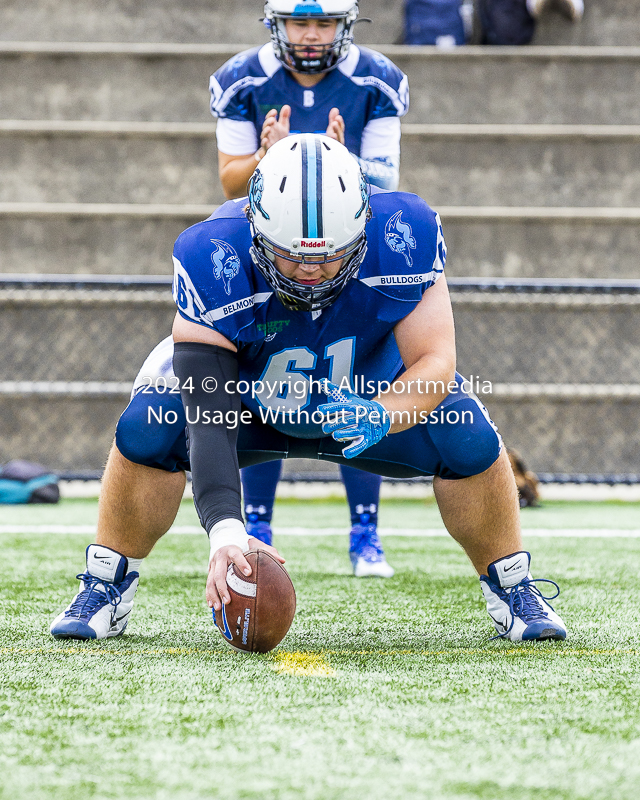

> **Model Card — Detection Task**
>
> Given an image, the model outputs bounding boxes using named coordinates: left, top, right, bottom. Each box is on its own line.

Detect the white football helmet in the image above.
left=247, top=133, right=370, bottom=311
left=264, top=1, right=359, bottom=74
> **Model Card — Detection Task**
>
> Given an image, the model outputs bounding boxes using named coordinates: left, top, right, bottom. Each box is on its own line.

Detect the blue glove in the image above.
left=318, top=380, right=391, bottom=459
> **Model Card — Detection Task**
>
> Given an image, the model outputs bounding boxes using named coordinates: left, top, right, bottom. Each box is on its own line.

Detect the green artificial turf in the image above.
left=3, top=496, right=640, bottom=530
left=1, top=499, right=640, bottom=799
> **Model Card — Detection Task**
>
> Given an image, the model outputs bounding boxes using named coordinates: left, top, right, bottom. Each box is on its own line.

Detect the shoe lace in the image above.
left=491, top=578, right=560, bottom=640
left=350, top=525, right=384, bottom=560
left=66, top=573, right=123, bottom=620
left=247, top=520, right=271, bottom=533
left=246, top=520, right=272, bottom=545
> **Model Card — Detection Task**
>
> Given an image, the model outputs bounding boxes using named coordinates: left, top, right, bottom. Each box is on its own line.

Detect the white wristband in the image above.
left=208, top=518, right=251, bottom=564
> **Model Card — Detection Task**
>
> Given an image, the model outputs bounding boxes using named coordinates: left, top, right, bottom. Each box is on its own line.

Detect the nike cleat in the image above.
left=349, top=524, right=394, bottom=578
left=246, top=520, right=273, bottom=546
left=480, top=551, right=567, bottom=642
left=50, top=544, right=139, bottom=640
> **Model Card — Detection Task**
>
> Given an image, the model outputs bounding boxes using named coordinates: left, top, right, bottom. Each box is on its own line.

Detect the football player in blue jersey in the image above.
left=50, top=135, right=567, bottom=645
left=212, top=0, right=408, bottom=198
left=210, top=0, right=410, bottom=577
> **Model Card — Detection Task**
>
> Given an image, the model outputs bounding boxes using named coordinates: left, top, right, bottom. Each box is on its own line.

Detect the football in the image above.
left=213, top=550, right=296, bottom=653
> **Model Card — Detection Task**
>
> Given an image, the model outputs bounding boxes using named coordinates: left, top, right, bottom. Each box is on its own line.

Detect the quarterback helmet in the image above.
left=247, top=133, right=370, bottom=312
left=264, top=1, right=359, bottom=74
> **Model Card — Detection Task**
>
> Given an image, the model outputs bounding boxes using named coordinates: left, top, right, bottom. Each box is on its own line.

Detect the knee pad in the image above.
left=115, top=390, right=188, bottom=472
left=429, top=396, right=502, bottom=479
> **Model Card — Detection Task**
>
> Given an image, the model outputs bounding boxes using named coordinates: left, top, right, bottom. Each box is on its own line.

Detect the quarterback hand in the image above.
left=325, top=108, right=345, bottom=145
left=206, top=538, right=285, bottom=612
left=260, top=105, right=291, bottom=152
left=318, top=380, right=391, bottom=459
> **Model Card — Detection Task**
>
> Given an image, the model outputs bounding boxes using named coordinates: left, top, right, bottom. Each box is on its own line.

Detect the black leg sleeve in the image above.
left=173, top=342, right=244, bottom=534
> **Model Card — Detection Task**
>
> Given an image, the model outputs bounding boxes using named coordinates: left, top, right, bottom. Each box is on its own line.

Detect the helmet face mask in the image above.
left=264, top=1, right=359, bottom=75
left=249, top=228, right=368, bottom=312
left=247, top=133, right=370, bottom=312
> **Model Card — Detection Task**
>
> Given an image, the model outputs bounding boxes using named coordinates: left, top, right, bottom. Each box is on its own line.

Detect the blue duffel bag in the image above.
left=0, top=460, right=60, bottom=504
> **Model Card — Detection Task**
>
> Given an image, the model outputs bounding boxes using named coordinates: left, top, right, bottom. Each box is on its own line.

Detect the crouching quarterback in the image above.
left=51, top=134, right=567, bottom=643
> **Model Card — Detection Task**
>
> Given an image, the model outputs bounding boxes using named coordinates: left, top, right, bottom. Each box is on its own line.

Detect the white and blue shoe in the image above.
left=349, top=524, right=395, bottom=578
left=245, top=520, right=273, bottom=546
left=480, top=551, right=567, bottom=642
left=50, top=545, right=139, bottom=640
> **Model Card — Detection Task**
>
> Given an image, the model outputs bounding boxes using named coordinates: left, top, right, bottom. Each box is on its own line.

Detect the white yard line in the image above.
left=2, top=525, right=640, bottom=537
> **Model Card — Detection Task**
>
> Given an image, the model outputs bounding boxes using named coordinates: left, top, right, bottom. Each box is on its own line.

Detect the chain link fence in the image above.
left=1, top=276, right=638, bottom=479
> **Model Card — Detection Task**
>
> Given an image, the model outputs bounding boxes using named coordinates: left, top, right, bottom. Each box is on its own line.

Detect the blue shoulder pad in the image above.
left=210, top=47, right=271, bottom=120
left=346, top=47, right=409, bottom=118
left=358, top=191, right=446, bottom=301
left=172, top=218, right=271, bottom=343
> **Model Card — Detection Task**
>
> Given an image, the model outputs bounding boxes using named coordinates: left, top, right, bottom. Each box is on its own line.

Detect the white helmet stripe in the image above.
left=301, top=134, right=323, bottom=239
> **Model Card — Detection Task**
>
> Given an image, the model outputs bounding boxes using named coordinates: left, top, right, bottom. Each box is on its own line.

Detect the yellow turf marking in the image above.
left=1, top=646, right=638, bottom=659
left=272, top=651, right=337, bottom=677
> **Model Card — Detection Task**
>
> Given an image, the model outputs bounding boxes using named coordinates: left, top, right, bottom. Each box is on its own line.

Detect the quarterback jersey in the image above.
left=170, top=190, right=446, bottom=438
left=210, top=43, right=409, bottom=189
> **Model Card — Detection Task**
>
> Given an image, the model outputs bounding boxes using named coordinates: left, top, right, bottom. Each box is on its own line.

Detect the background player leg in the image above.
left=340, top=465, right=393, bottom=578
left=241, top=461, right=282, bottom=546
left=242, top=461, right=393, bottom=577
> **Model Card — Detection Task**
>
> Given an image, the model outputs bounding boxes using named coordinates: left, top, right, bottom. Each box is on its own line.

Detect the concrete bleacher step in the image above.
left=2, top=286, right=637, bottom=385
left=532, top=0, right=640, bottom=47
left=2, top=0, right=401, bottom=47
left=400, top=123, right=640, bottom=207
left=442, top=207, right=640, bottom=280
left=4, top=43, right=640, bottom=125
left=1, top=0, right=637, bottom=46
left=394, top=46, right=640, bottom=125
left=0, top=203, right=201, bottom=276
left=3, top=120, right=640, bottom=207
left=2, top=204, right=639, bottom=280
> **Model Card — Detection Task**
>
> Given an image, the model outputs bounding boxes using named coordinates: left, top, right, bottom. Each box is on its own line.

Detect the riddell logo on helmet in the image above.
left=300, top=240, right=326, bottom=248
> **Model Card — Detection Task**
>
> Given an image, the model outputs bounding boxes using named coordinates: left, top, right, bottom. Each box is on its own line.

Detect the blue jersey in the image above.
left=210, top=43, right=409, bottom=189
left=172, top=191, right=446, bottom=438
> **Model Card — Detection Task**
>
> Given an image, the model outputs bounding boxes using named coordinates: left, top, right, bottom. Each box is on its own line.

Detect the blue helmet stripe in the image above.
left=292, top=2, right=324, bottom=15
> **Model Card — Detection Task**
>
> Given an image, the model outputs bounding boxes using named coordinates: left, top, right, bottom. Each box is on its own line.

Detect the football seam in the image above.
left=252, top=553, right=259, bottom=651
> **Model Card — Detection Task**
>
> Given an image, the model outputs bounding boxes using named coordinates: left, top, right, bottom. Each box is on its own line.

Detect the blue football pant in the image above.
left=115, top=379, right=502, bottom=482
